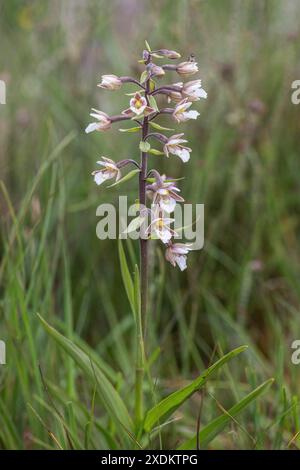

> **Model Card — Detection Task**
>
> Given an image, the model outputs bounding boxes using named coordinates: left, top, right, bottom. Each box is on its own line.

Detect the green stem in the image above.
left=135, top=57, right=151, bottom=428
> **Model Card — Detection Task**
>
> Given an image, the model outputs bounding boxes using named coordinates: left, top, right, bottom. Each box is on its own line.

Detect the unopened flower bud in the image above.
left=148, top=63, right=165, bottom=78
left=142, top=50, right=151, bottom=62
left=176, top=61, right=198, bottom=76
left=157, top=49, right=181, bottom=59
left=98, top=74, right=122, bottom=90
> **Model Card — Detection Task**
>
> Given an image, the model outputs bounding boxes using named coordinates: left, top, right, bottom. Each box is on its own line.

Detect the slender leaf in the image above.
left=148, top=95, right=159, bottom=112
left=119, top=127, right=141, bottom=133
left=118, top=239, right=135, bottom=316
left=108, top=169, right=140, bottom=188
left=145, top=40, right=151, bottom=52
left=37, top=314, right=134, bottom=434
left=144, top=345, right=248, bottom=432
left=178, top=378, right=274, bottom=449
left=149, top=121, right=174, bottom=132
left=149, top=148, right=165, bottom=156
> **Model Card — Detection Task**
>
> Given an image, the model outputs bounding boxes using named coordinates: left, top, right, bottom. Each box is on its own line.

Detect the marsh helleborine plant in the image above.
left=85, top=42, right=206, bottom=424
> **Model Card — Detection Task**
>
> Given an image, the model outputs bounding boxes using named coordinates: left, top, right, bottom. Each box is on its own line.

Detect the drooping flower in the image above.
left=122, top=92, right=155, bottom=117
left=163, top=133, right=192, bottom=162
left=147, top=174, right=184, bottom=213
left=85, top=109, right=112, bottom=133
left=182, top=80, right=207, bottom=101
left=91, top=157, right=121, bottom=186
left=98, top=74, right=122, bottom=90
left=173, top=99, right=200, bottom=123
left=147, top=215, right=177, bottom=243
left=176, top=61, right=198, bottom=76
left=165, top=243, right=193, bottom=271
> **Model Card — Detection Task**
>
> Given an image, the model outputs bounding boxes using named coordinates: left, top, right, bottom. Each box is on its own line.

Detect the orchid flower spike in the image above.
left=92, top=157, right=121, bottom=186
left=85, top=43, right=207, bottom=274
left=172, top=99, right=200, bottom=123
left=165, top=243, right=193, bottom=271
left=163, top=133, right=192, bottom=162
left=85, top=108, right=112, bottom=133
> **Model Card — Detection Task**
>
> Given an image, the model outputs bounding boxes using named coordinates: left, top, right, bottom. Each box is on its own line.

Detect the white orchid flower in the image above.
left=147, top=175, right=184, bottom=213
left=122, top=92, right=155, bottom=117
left=163, top=133, right=192, bottom=162
left=173, top=99, right=200, bottom=123
left=165, top=243, right=193, bottom=271
left=147, top=216, right=177, bottom=243
left=182, top=80, right=207, bottom=101
left=97, top=74, right=122, bottom=90
left=91, top=157, right=121, bottom=186
left=85, top=108, right=112, bottom=133
left=176, top=61, right=198, bottom=76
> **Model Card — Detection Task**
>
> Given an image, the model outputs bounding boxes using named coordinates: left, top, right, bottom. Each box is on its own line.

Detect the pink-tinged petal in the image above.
left=85, top=122, right=99, bottom=133
left=163, top=144, right=170, bottom=157
left=175, top=147, right=191, bottom=162
left=197, top=88, right=207, bottom=99
left=183, top=110, right=200, bottom=120
left=122, top=108, right=135, bottom=117
left=160, top=197, right=176, bottom=213
left=94, top=171, right=110, bottom=185
left=144, top=106, right=156, bottom=116
left=176, top=255, right=187, bottom=271
left=159, top=227, right=173, bottom=243
left=130, top=104, right=146, bottom=115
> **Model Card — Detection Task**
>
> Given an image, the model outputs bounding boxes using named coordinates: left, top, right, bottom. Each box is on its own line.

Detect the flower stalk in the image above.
left=85, top=41, right=207, bottom=431
left=135, top=55, right=152, bottom=425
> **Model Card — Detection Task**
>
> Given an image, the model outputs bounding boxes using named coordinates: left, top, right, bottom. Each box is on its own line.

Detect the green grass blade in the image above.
left=37, top=314, right=134, bottom=434
left=178, top=378, right=274, bottom=450
left=118, top=239, right=135, bottom=316
left=144, top=345, right=248, bottom=432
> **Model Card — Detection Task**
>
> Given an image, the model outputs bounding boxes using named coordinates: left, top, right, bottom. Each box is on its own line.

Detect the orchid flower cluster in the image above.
left=85, top=43, right=206, bottom=271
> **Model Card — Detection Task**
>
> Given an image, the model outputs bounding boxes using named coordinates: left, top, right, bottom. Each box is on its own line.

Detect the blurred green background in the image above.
left=1, top=0, right=300, bottom=450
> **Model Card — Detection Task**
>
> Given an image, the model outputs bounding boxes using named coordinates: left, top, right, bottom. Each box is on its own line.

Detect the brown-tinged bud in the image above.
left=148, top=63, right=165, bottom=78
left=142, top=50, right=151, bottom=62
left=156, top=49, right=181, bottom=59
left=176, top=61, right=198, bottom=76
